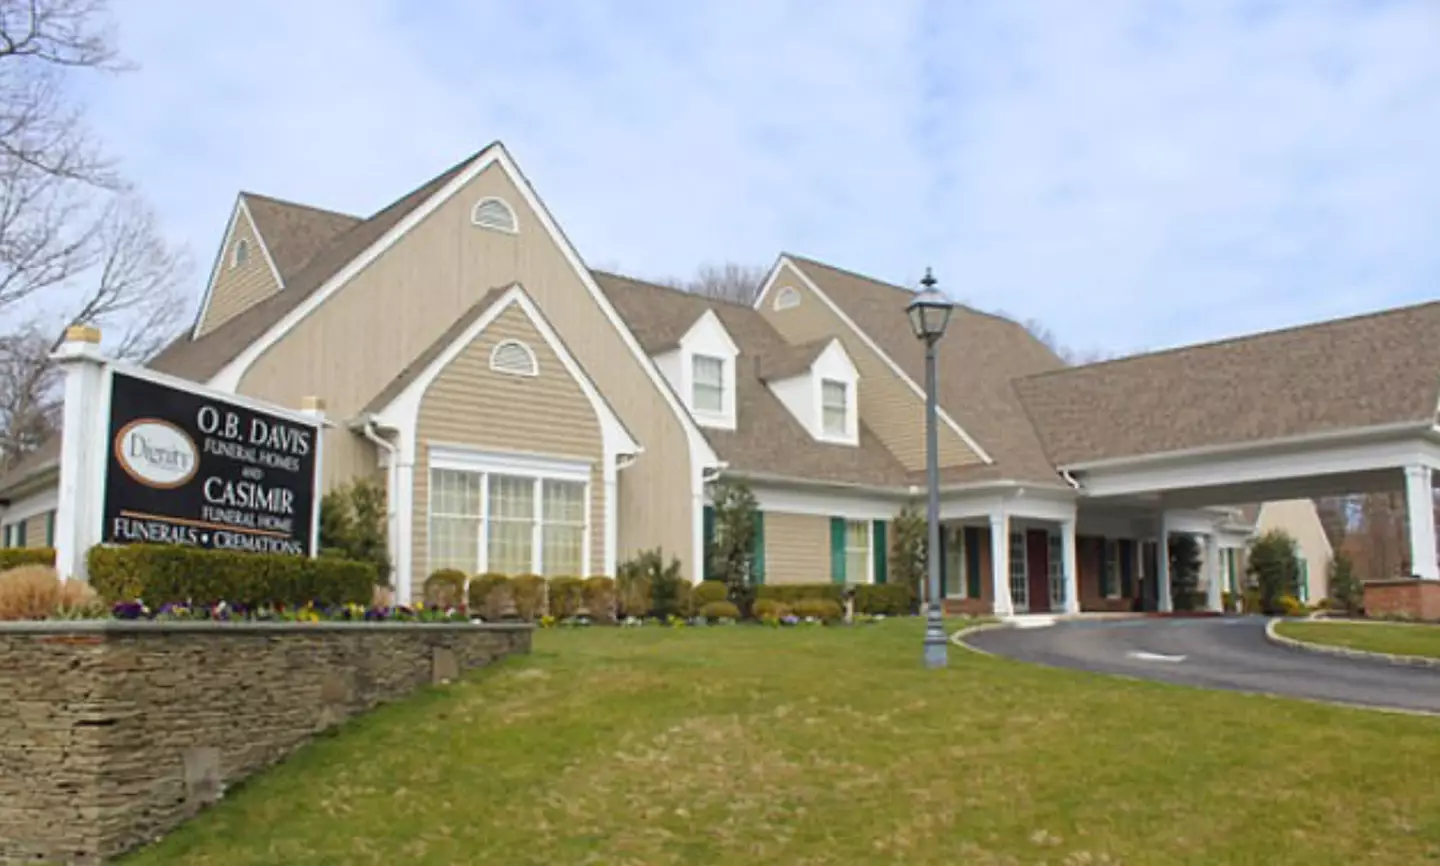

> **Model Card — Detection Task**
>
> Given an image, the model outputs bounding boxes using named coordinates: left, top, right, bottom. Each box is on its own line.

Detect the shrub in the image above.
left=582, top=576, right=616, bottom=623
left=1329, top=551, right=1362, bottom=615
left=548, top=576, right=585, bottom=619
left=1247, top=530, right=1300, bottom=615
left=423, top=569, right=467, bottom=608
left=752, top=598, right=791, bottom=621
left=468, top=573, right=511, bottom=619
left=1278, top=594, right=1307, bottom=617
left=616, top=565, right=652, bottom=619
left=0, top=547, right=55, bottom=570
left=618, top=547, right=688, bottom=618
left=855, top=584, right=911, bottom=616
left=510, top=574, right=547, bottom=621
left=708, top=479, right=759, bottom=596
left=699, top=600, right=740, bottom=620
left=890, top=505, right=926, bottom=604
left=86, top=545, right=374, bottom=607
left=693, top=580, right=728, bottom=609
left=54, top=578, right=103, bottom=619
left=318, top=478, right=390, bottom=584
left=792, top=598, right=843, bottom=622
left=1168, top=534, right=1203, bottom=611
left=756, top=584, right=844, bottom=605
left=0, top=565, right=61, bottom=620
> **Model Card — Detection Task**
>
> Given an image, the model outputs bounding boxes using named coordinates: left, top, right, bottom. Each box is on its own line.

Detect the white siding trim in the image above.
left=1, top=486, right=58, bottom=524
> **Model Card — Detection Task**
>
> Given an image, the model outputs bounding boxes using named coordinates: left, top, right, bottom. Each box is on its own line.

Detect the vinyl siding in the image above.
left=196, top=206, right=282, bottom=337
left=237, top=161, right=695, bottom=575
left=411, top=303, right=605, bottom=584
left=763, top=512, right=830, bottom=585
left=760, top=263, right=983, bottom=472
left=22, top=512, right=48, bottom=548
left=1257, top=499, right=1334, bottom=602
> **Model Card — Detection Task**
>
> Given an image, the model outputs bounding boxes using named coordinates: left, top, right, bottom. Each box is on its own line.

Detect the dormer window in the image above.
left=821, top=380, right=848, bottom=436
left=692, top=355, right=725, bottom=414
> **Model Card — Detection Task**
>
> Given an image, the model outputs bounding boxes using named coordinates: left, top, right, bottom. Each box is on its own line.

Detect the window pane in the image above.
left=541, top=480, right=585, bottom=576
left=488, top=475, right=534, bottom=574
left=489, top=475, right=534, bottom=519
left=430, top=515, right=479, bottom=575
left=543, top=480, right=585, bottom=523
left=432, top=469, right=482, bottom=516
left=694, top=355, right=723, bottom=386
left=693, top=355, right=724, bottom=413
left=844, top=520, right=869, bottom=583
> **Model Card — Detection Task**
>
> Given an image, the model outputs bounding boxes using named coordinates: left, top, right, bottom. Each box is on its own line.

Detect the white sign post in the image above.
left=52, top=325, right=108, bottom=582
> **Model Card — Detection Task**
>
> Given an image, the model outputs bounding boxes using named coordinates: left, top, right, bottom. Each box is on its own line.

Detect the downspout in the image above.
left=359, top=417, right=401, bottom=599
left=1060, top=470, right=1080, bottom=491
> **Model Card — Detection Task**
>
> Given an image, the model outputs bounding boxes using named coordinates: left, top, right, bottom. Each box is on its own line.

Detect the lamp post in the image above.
left=907, top=267, right=954, bottom=669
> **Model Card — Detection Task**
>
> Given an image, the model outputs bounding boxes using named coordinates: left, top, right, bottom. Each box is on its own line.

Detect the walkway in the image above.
left=964, top=617, right=1440, bottom=714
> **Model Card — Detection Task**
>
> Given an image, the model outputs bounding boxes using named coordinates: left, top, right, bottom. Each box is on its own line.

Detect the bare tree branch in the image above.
left=656, top=261, right=768, bottom=305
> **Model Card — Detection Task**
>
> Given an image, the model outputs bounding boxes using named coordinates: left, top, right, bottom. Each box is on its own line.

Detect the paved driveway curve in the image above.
left=963, top=617, right=1440, bottom=714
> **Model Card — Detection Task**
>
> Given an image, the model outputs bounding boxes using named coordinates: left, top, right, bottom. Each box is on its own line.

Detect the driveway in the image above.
left=963, top=616, right=1440, bottom=714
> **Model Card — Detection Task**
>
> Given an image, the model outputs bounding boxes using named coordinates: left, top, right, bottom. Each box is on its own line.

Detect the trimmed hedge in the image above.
left=87, top=545, right=374, bottom=607
left=756, top=584, right=844, bottom=605
left=752, top=598, right=792, bottom=620
left=583, top=576, right=616, bottom=623
left=693, top=580, right=729, bottom=607
left=423, top=569, right=467, bottom=608
left=468, top=573, right=510, bottom=619
left=792, top=598, right=844, bottom=622
left=0, top=547, right=55, bottom=570
left=511, top=574, right=547, bottom=621
left=548, top=576, right=585, bottom=619
left=699, top=600, right=740, bottom=620
left=855, top=584, right=912, bottom=616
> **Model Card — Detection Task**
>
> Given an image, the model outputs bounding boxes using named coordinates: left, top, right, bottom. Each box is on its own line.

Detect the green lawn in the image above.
left=124, top=620, right=1440, bottom=866
left=1277, top=619, right=1440, bottom=659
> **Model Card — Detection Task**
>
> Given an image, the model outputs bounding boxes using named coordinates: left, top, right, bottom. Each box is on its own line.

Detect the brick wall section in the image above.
left=0, top=621, right=532, bottom=865
left=1363, top=579, right=1440, bottom=621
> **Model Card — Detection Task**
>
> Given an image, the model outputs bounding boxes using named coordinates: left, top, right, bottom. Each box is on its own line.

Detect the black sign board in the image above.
left=102, top=371, right=320, bottom=556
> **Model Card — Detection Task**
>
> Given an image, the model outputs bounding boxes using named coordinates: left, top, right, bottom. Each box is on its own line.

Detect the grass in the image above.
left=1277, top=619, right=1440, bottom=659
left=124, top=619, right=1440, bottom=866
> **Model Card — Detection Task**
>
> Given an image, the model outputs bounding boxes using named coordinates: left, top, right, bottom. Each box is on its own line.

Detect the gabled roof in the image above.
left=595, top=271, right=908, bottom=487
left=1013, top=300, right=1440, bottom=467
left=149, top=148, right=490, bottom=382
left=241, top=193, right=361, bottom=282
left=782, top=255, right=1067, bottom=486
left=757, top=338, right=835, bottom=382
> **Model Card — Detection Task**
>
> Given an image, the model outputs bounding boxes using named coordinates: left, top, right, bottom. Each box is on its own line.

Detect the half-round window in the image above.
left=489, top=339, right=537, bottom=376
left=773, top=286, right=800, bottom=311
left=232, top=238, right=250, bottom=268
left=471, top=197, right=518, bottom=233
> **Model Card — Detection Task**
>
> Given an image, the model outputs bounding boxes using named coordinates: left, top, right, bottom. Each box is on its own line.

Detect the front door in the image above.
left=1026, top=529, right=1051, bottom=614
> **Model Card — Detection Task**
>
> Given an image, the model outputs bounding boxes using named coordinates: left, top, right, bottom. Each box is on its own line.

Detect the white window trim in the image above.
left=691, top=353, right=727, bottom=418
left=427, top=445, right=591, bottom=576
left=818, top=377, right=850, bottom=442
left=489, top=339, right=538, bottom=377
left=773, top=286, right=800, bottom=311
left=843, top=517, right=874, bottom=584
left=470, top=196, right=519, bottom=234
left=231, top=238, right=250, bottom=269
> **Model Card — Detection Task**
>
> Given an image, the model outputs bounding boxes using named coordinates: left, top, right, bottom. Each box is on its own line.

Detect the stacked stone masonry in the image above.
left=0, top=621, right=532, bottom=865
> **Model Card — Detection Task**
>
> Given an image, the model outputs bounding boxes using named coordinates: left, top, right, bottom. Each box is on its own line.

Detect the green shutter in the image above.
left=830, top=517, right=846, bottom=583
left=702, top=505, right=715, bottom=581
left=15, top=520, right=25, bottom=548
left=1119, top=539, right=1134, bottom=597
left=965, top=527, right=982, bottom=598
left=751, top=511, right=765, bottom=585
left=44, top=511, right=54, bottom=547
left=872, top=520, right=887, bottom=584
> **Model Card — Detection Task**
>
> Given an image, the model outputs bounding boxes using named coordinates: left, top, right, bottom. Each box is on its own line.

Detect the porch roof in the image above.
left=1013, top=299, right=1440, bottom=468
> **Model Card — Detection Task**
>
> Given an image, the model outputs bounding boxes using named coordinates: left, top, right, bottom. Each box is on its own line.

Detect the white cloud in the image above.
left=80, top=0, right=1440, bottom=356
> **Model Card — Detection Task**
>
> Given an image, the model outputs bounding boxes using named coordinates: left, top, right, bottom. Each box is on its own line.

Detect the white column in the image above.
left=989, top=510, right=1013, bottom=617
left=1157, top=512, right=1173, bottom=613
left=603, top=456, right=618, bottom=577
left=1405, top=465, right=1438, bottom=579
left=299, top=397, right=326, bottom=559
left=1060, top=518, right=1080, bottom=614
left=52, top=325, right=107, bottom=582
left=1204, top=532, right=1222, bottom=612
left=394, top=431, right=416, bottom=604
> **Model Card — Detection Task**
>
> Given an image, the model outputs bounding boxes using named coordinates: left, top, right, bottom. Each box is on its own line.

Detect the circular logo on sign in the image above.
left=114, top=418, right=199, bottom=489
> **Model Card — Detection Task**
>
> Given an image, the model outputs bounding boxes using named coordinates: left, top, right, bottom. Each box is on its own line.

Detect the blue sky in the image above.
left=82, top=0, right=1439, bottom=356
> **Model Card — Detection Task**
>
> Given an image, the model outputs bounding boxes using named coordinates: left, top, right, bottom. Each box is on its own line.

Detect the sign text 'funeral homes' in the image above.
left=103, top=371, right=320, bottom=556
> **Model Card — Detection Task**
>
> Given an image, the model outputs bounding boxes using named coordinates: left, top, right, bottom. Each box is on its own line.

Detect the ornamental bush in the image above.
left=693, top=580, right=728, bottom=609
left=87, top=545, right=374, bottom=607
left=792, top=597, right=843, bottom=622
left=510, top=574, right=547, bottom=621
left=548, top=576, right=585, bottom=619
left=854, top=584, right=911, bottom=616
left=752, top=598, right=791, bottom=621
left=423, top=569, right=467, bottom=608
left=699, top=600, right=740, bottom=620
left=582, top=576, right=616, bottom=623
left=0, top=547, right=55, bottom=570
left=468, top=573, right=511, bottom=619
left=755, top=584, right=844, bottom=605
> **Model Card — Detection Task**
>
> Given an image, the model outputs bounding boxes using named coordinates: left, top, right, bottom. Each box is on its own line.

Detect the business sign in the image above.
left=102, top=370, right=320, bottom=555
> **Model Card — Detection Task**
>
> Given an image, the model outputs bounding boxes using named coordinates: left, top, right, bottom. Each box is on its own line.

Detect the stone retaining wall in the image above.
left=1363, top=578, right=1440, bottom=621
left=0, top=621, right=532, bottom=865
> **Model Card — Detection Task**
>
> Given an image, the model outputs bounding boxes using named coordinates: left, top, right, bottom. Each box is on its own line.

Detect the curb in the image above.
left=949, top=620, right=1011, bottom=657
left=1264, top=618, right=1440, bottom=670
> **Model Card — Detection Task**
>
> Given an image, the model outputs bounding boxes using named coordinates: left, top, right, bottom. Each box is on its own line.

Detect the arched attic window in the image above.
left=471, top=197, right=518, bottom=233
left=231, top=238, right=250, bottom=268
left=773, top=286, right=800, bottom=311
left=489, top=339, right=538, bottom=377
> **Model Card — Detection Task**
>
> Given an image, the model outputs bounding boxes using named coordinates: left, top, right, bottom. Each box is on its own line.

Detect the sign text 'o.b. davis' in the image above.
left=102, top=371, right=320, bottom=556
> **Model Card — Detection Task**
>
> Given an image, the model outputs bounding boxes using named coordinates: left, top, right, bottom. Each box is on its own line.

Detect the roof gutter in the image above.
left=1063, top=420, right=1436, bottom=474
left=719, top=469, right=1073, bottom=499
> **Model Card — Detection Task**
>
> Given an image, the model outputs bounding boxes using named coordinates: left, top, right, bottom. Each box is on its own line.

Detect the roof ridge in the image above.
left=783, top=252, right=1022, bottom=327
left=1020, top=296, right=1440, bottom=382
left=239, top=191, right=360, bottom=222
left=590, top=269, right=759, bottom=309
